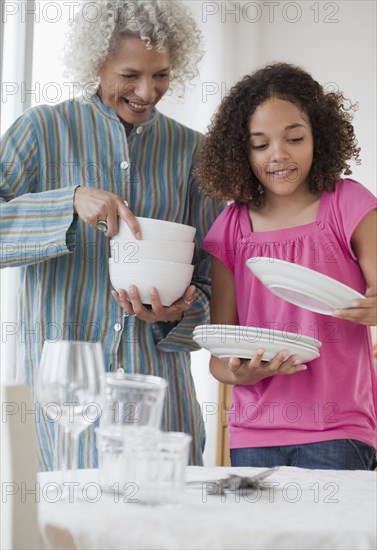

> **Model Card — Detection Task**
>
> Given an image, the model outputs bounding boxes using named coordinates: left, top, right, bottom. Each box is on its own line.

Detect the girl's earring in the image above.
left=257, top=184, right=264, bottom=194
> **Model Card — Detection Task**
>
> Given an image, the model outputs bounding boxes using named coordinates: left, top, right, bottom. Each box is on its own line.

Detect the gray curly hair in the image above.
left=63, top=0, right=204, bottom=97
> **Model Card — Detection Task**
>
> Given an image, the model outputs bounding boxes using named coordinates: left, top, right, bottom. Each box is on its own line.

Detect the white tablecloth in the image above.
left=38, top=466, right=376, bottom=550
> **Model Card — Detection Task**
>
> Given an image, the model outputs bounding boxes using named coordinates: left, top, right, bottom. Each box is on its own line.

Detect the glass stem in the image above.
left=57, top=426, right=70, bottom=494
left=63, top=427, right=70, bottom=471
left=70, top=430, right=83, bottom=501
left=54, top=424, right=69, bottom=471
left=54, top=423, right=61, bottom=470
left=71, top=431, right=80, bottom=471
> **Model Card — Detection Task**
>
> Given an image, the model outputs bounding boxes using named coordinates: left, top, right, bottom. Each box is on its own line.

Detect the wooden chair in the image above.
left=0, top=383, right=43, bottom=550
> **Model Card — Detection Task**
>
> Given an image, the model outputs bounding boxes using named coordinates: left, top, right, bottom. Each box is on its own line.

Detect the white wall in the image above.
left=164, top=1, right=376, bottom=186
left=240, top=0, right=376, bottom=189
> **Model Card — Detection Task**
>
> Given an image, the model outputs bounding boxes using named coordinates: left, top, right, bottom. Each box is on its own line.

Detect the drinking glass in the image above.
left=122, top=429, right=192, bottom=505
left=37, top=341, right=106, bottom=475
left=100, top=370, right=167, bottom=429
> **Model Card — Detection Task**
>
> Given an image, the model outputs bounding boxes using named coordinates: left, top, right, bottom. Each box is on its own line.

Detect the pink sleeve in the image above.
left=331, top=179, right=377, bottom=260
left=202, top=203, right=243, bottom=273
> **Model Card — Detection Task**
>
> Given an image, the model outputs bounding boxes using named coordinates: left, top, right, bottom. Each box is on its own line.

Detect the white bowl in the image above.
left=115, top=217, right=196, bottom=242
left=109, top=257, right=192, bottom=275
left=109, top=259, right=194, bottom=306
left=110, top=239, right=195, bottom=264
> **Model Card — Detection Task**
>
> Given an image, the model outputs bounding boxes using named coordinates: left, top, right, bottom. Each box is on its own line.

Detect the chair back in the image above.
left=0, top=383, right=44, bottom=550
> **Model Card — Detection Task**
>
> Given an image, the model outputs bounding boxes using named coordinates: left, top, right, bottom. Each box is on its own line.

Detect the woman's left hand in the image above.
left=333, top=286, right=377, bottom=326
left=111, top=284, right=196, bottom=323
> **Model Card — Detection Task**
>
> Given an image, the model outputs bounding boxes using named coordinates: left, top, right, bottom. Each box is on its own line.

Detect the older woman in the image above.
left=0, top=0, right=221, bottom=468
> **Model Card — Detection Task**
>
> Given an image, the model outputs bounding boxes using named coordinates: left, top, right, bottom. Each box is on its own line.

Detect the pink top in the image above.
left=203, top=179, right=377, bottom=449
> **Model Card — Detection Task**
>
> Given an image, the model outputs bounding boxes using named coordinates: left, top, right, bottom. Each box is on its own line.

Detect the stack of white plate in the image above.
left=109, top=217, right=195, bottom=306
left=193, top=324, right=322, bottom=364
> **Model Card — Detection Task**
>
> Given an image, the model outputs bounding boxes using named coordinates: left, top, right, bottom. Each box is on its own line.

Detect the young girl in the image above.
left=197, top=63, right=377, bottom=470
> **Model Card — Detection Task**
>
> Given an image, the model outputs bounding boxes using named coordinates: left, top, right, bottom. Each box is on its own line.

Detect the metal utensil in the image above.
left=187, top=466, right=279, bottom=495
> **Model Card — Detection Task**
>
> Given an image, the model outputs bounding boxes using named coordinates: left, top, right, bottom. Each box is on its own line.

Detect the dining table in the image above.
left=38, top=465, right=376, bottom=550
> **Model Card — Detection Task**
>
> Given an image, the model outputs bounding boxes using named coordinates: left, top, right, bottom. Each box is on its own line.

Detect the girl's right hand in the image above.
left=73, top=187, right=141, bottom=238
left=227, top=349, right=307, bottom=385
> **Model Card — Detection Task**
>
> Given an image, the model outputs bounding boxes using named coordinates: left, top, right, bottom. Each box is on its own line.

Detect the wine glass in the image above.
left=37, top=341, right=105, bottom=481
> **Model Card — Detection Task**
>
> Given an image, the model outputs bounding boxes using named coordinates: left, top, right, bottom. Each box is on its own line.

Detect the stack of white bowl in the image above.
left=109, top=217, right=196, bottom=306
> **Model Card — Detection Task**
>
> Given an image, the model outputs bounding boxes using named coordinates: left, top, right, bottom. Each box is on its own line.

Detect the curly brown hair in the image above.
left=197, top=62, right=361, bottom=204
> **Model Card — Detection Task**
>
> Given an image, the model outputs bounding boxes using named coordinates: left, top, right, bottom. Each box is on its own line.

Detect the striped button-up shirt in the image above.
left=0, top=95, right=221, bottom=469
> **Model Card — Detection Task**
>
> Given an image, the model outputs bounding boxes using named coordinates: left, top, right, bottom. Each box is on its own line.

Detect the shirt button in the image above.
left=120, top=161, right=129, bottom=170
left=114, top=323, right=122, bottom=332
left=136, top=126, right=143, bottom=135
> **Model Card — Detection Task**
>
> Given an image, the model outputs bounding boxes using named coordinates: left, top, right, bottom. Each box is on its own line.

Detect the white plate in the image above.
left=194, top=333, right=319, bottom=352
left=246, top=257, right=365, bottom=315
left=193, top=324, right=322, bottom=348
left=192, top=335, right=320, bottom=364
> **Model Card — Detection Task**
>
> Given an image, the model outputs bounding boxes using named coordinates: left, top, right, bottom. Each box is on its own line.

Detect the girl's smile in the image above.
left=266, top=167, right=298, bottom=180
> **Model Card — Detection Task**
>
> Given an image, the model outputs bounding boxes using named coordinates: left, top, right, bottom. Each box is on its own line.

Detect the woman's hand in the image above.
left=111, top=284, right=196, bottom=323
left=211, top=349, right=307, bottom=386
left=333, top=286, right=377, bottom=326
left=73, top=187, right=140, bottom=238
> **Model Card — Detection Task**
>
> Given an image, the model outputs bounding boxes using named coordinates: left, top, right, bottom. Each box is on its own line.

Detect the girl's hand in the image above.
left=73, top=187, right=140, bottom=238
left=227, top=349, right=307, bottom=385
left=333, top=286, right=377, bottom=326
left=111, top=284, right=196, bottom=323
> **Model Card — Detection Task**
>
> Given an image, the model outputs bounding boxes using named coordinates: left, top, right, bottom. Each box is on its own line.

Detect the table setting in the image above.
left=34, top=341, right=376, bottom=550
left=33, top=243, right=376, bottom=550
left=38, top=464, right=376, bottom=550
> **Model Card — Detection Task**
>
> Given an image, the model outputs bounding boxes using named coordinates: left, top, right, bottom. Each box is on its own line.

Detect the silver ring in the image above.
left=184, top=298, right=196, bottom=305
left=97, top=220, right=108, bottom=233
left=124, top=312, right=137, bottom=318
